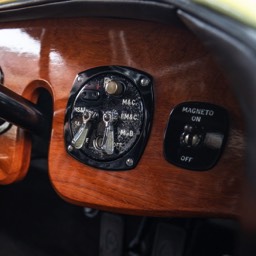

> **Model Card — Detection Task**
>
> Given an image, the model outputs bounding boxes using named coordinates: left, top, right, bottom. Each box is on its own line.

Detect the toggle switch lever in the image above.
left=72, top=111, right=95, bottom=149
left=101, top=111, right=117, bottom=155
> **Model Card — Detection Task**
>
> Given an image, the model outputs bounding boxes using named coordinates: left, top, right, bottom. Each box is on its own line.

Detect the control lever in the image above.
left=71, top=111, right=95, bottom=149
left=101, top=111, right=117, bottom=155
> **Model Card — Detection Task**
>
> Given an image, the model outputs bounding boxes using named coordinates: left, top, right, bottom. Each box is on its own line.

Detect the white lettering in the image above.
left=74, top=107, right=86, bottom=113
left=119, top=129, right=134, bottom=137
left=121, top=112, right=138, bottom=121
left=74, top=121, right=81, bottom=126
left=180, top=155, right=193, bottom=163
left=191, top=116, right=201, bottom=122
left=182, top=107, right=214, bottom=116
left=114, top=142, right=123, bottom=148
left=122, top=99, right=136, bottom=106
left=209, top=110, right=214, bottom=116
left=120, top=129, right=126, bottom=136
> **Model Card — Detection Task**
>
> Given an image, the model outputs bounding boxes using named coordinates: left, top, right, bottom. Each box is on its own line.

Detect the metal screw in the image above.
left=68, top=145, right=73, bottom=152
left=126, top=158, right=134, bottom=167
left=77, top=75, right=83, bottom=82
left=140, top=77, right=150, bottom=87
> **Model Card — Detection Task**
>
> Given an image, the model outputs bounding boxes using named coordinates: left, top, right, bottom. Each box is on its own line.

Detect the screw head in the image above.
left=68, top=145, right=73, bottom=152
left=140, top=77, right=150, bottom=87
left=77, top=75, right=83, bottom=82
left=126, top=158, right=134, bottom=167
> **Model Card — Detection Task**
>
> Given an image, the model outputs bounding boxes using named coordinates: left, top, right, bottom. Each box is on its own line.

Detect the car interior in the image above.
left=0, top=0, right=255, bottom=255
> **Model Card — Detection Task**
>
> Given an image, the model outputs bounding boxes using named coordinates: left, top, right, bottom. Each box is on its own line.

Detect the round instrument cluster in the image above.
left=64, top=66, right=153, bottom=170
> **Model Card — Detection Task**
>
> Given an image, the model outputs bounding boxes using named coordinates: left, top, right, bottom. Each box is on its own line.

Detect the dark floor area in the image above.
left=0, top=157, right=239, bottom=256
left=0, top=159, right=100, bottom=256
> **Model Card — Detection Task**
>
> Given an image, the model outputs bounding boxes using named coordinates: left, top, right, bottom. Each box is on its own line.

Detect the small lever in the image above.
left=101, top=111, right=116, bottom=155
left=72, top=111, right=94, bottom=149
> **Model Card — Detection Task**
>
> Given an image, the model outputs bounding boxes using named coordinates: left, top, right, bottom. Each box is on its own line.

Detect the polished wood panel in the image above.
left=0, top=18, right=244, bottom=216
left=0, top=80, right=52, bottom=184
left=0, top=126, right=29, bottom=184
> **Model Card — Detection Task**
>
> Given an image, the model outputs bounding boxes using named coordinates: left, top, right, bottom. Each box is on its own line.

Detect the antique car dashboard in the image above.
left=0, top=0, right=251, bottom=219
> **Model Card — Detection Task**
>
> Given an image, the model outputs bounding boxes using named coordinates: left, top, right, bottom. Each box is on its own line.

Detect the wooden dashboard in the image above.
left=0, top=17, right=244, bottom=217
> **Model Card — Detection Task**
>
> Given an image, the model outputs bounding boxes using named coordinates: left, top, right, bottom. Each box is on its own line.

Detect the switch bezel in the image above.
left=64, top=66, right=154, bottom=170
left=164, top=102, right=229, bottom=171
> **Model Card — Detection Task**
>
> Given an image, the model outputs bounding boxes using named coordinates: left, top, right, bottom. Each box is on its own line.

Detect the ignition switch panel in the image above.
left=64, top=66, right=153, bottom=170
left=164, top=102, right=229, bottom=171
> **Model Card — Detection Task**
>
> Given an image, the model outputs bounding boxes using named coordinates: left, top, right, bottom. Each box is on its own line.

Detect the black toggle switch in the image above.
left=164, top=102, right=229, bottom=171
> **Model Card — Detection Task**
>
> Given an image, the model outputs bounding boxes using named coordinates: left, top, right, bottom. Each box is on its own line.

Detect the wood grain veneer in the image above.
left=0, top=18, right=244, bottom=217
left=0, top=80, right=52, bottom=184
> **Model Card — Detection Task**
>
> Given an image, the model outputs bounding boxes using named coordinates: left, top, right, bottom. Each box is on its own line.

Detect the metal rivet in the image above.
left=140, top=77, right=150, bottom=87
left=126, top=158, right=134, bottom=167
left=68, top=145, right=73, bottom=152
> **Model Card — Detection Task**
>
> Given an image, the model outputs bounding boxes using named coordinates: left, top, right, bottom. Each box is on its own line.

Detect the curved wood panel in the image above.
left=0, top=127, right=29, bottom=184
left=0, top=18, right=244, bottom=216
left=0, top=80, right=52, bottom=184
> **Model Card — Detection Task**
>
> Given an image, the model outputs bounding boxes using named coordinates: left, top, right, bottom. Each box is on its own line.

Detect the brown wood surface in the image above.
left=0, top=18, right=244, bottom=217
left=0, top=80, right=52, bottom=184
left=0, top=127, right=29, bottom=184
